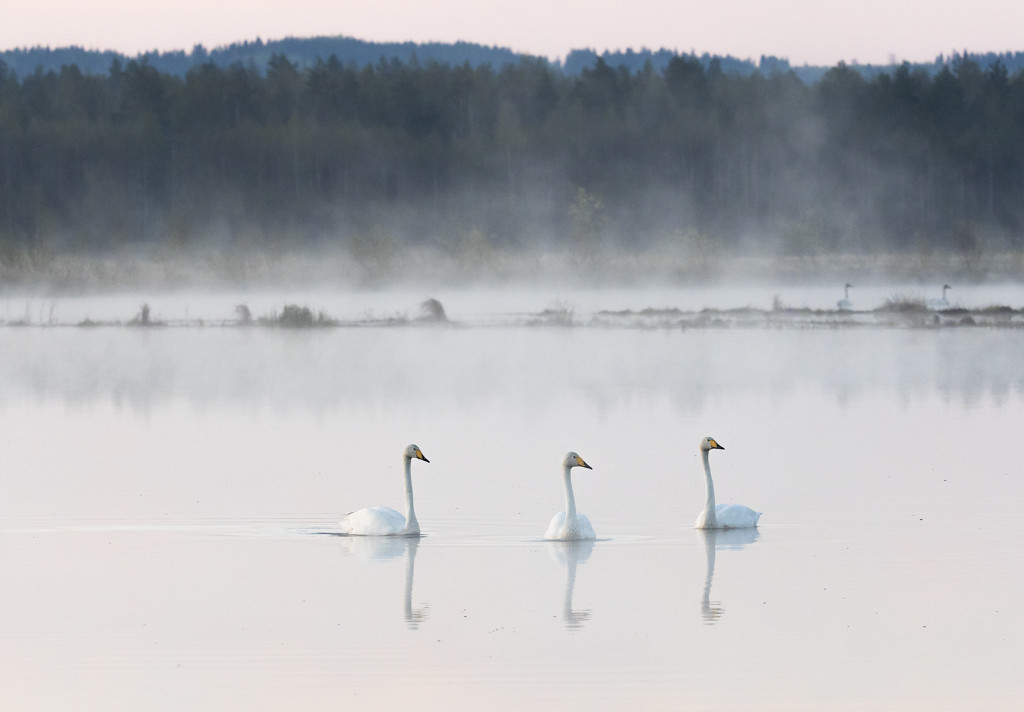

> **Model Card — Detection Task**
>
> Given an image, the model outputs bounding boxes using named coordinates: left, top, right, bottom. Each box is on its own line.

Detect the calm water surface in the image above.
left=1, top=294, right=1023, bottom=710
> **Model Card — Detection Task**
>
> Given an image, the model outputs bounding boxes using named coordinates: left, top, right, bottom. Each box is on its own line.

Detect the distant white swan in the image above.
left=837, top=283, right=854, bottom=311
left=926, top=284, right=952, bottom=310
left=694, top=437, right=761, bottom=529
left=340, top=444, right=430, bottom=536
left=545, top=452, right=596, bottom=541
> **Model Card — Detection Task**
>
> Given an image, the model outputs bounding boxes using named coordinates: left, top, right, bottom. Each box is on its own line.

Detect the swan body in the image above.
left=926, top=284, right=952, bottom=310
left=340, top=444, right=429, bottom=536
left=546, top=511, right=595, bottom=541
left=694, top=437, right=761, bottom=529
left=545, top=452, right=596, bottom=541
left=837, top=283, right=853, bottom=311
left=341, top=506, right=410, bottom=536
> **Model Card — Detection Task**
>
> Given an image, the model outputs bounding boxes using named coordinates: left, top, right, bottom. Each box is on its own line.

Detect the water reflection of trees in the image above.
left=547, top=540, right=595, bottom=631
left=699, top=528, right=759, bottom=625
left=339, top=535, right=428, bottom=630
left=2, top=327, right=1023, bottom=412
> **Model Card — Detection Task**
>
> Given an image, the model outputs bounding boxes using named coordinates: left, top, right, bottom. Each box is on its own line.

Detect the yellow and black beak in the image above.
left=416, top=450, right=430, bottom=463
left=577, top=457, right=593, bottom=470
left=709, top=439, right=724, bottom=451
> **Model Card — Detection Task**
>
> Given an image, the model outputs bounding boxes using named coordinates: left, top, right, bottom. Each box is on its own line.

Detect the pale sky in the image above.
left=3, top=0, right=1023, bottom=67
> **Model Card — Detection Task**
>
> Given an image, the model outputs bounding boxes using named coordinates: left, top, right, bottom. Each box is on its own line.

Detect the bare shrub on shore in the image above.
left=261, top=304, right=335, bottom=327
left=417, top=298, right=448, bottom=322
left=876, top=294, right=928, bottom=313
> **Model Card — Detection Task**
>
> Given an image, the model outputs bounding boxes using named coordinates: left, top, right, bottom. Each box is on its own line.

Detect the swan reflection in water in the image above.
left=698, top=527, right=759, bottom=624
left=547, top=539, right=596, bottom=631
left=339, top=535, right=428, bottom=629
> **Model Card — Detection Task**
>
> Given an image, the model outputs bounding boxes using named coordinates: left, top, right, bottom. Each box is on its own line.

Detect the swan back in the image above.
left=545, top=511, right=596, bottom=540
left=341, top=506, right=408, bottom=536
left=713, top=503, right=762, bottom=528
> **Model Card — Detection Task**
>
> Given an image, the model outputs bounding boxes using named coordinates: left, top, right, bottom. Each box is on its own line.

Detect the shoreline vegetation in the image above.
left=3, top=288, right=1024, bottom=331
left=4, top=244, right=1024, bottom=330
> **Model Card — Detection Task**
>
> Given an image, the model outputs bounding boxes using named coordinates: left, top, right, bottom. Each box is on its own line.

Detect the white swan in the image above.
left=340, top=444, right=429, bottom=536
left=694, top=437, right=761, bottom=529
left=926, top=284, right=952, bottom=310
left=545, top=452, right=596, bottom=541
left=837, top=283, right=853, bottom=311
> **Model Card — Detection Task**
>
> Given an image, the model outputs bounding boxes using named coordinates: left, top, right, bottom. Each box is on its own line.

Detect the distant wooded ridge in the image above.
left=1, top=39, right=1023, bottom=274
left=3, top=36, right=1024, bottom=85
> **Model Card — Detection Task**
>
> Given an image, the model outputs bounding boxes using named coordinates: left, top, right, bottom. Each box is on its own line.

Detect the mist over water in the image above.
left=2, top=286, right=1023, bottom=710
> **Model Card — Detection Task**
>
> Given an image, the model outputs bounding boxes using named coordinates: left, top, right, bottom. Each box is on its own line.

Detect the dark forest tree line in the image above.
left=1, top=52, right=1023, bottom=260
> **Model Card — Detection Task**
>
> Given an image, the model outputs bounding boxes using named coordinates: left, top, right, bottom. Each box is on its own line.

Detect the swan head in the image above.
left=700, top=436, right=725, bottom=453
left=563, top=452, right=592, bottom=470
left=404, top=444, right=430, bottom=463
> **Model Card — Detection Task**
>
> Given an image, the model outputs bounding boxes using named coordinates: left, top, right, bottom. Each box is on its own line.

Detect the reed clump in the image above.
left=262, top=304, right=335, bottom=327
left=876, top=294, right=928, bottom=313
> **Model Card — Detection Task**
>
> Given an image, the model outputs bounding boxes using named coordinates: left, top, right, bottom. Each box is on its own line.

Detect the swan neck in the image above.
left=702, top=449, right=717, bottom=525
left=562, top=465, right=577, bottom=523
left=403, top=455, right=418, bottom=530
